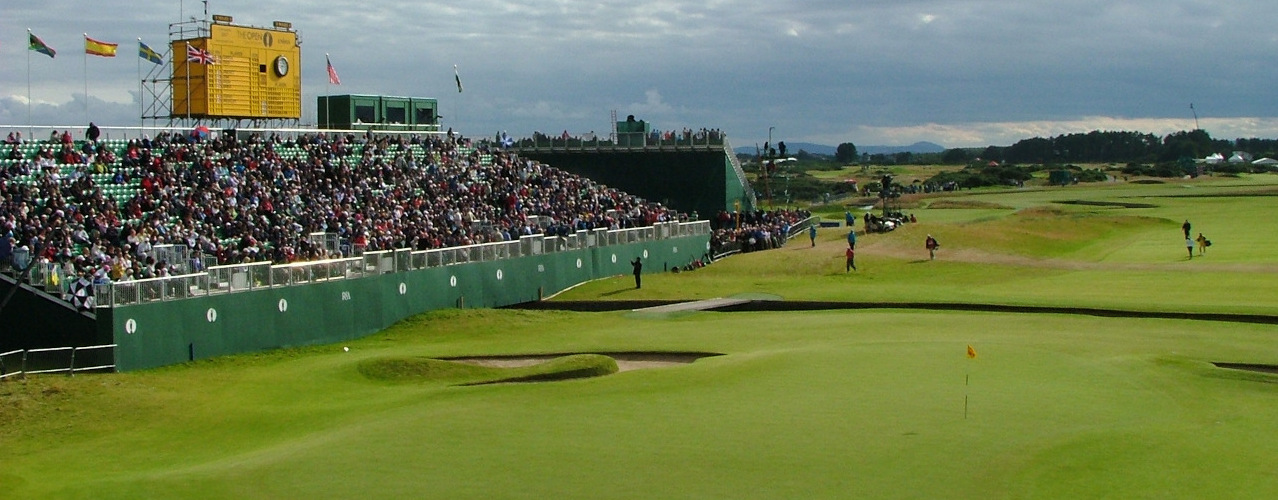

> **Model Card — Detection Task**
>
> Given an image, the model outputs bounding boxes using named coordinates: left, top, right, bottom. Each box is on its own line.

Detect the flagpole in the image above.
left=186, top=44, right=191, bottom=122
left=325, top=53, right=331, bottom=130
left=453, top=64, right=461, bottom=137
left=84, top=34, right=90, bottom=126
left=27, top=30, right=33, bottom=140
left=138, top=39, right=144, bottom=135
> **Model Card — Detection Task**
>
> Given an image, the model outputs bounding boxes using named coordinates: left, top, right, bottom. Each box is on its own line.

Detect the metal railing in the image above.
left=710, top=216, right=816, bottom=259
left=722, top=138, right=758, bottom=209
left=0, top=344, right=117, bottom=379
left=92, top=220, right=711, bottom=308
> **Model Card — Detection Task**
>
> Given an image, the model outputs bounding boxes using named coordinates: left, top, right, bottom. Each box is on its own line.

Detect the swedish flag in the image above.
left=138, top=40, right=163, bottom=65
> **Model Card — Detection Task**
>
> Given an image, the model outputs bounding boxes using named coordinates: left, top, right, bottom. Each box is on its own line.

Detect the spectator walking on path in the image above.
left=926, top=234, right=940, bottom=261
left=847, top=228, right=856, bottom=250
left=845, top=247, right=856, bottom=272
left=631, top=257, right=643, bottom=289
left=1196, top=232, right=1209, bottom=256
left=809, top=224, right=817, bottom=247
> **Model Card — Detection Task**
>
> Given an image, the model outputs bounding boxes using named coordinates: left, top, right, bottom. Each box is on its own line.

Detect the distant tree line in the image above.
left=945, top=129, right=1278, bottom=166
left=830, top=130, right=1278, bottom=168
left=751, top=129, right=1278, bottom=197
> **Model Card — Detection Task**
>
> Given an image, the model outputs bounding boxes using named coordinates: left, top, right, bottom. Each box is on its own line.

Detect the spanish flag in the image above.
left=85, top=34, right=118, bottom=57
left=966, top=345, right=977, bottom=359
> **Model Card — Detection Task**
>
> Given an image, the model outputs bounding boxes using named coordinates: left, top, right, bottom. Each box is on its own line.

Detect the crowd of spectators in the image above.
left=521, top=127, right=726, bottom=148
left=1, top=129, right=679, bottom=289
left=709, top=208, right=812, bottom=255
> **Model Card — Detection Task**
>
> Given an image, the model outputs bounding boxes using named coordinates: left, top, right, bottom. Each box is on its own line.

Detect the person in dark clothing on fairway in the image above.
left=631, top=256, right=643, bottom=288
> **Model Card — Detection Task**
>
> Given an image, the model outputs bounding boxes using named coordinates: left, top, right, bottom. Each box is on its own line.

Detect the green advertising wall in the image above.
left=106, top=234, right=709, bottom=371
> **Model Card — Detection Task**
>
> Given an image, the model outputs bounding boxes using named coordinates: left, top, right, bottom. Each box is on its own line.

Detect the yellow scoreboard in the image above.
left=172, top=22, right=301, bottom=120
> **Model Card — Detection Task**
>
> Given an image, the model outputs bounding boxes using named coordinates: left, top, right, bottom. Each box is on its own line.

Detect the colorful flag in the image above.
left=28, top=30, right=56, bottom=58
left=186, top=43, right=215, bottom=65
left=85, top=35, right=118, bottom=57
left=454, top=64, right=463, bottom=93
left=966, top=345, right=977, bottom=359
left=326, top=54, right=341, bottom=85
left=138, top=40, right=163, bottom=65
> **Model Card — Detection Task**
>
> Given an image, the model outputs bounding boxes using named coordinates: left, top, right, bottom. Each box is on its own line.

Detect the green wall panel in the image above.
left=111, top=234, right=707, bottom=371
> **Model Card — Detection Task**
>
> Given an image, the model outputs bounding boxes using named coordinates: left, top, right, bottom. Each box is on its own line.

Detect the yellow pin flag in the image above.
left=966, top=345, right=977, bottom=359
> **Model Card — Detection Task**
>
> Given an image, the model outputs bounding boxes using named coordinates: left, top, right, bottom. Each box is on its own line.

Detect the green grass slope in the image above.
left=4, top=310, right=1278, bottom=498
left=562, top=175, right=1278, bottom=315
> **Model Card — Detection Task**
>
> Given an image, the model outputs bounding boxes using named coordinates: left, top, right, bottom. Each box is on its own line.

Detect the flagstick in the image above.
left=964, top=373, right=970, bottom=420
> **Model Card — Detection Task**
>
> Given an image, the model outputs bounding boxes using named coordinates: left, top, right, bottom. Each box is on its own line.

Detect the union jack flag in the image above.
left=186, top=43, right=215, bottom=65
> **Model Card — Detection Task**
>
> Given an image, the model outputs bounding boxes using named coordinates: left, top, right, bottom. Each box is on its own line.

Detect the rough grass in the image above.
left=566, top=174, right=1278, bottom=314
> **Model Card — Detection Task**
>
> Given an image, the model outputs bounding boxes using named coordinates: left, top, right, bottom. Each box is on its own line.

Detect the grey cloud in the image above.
left=6, top=0, right=1278, bottom=148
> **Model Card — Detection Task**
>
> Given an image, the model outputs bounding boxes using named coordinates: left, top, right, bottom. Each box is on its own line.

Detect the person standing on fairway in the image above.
left=926, top=234, right=940, bottom=260
left=1182, top=219, right=1192, bottom=239
left=631, top=256, right=643, bottom=288
left=1186, top=236, right=1194, bottom=259
left=845, top=246, right=856, bottom=272
left=809, top=224, right=817, bottom=247
left=1196, top=232, right=1209, bottom=256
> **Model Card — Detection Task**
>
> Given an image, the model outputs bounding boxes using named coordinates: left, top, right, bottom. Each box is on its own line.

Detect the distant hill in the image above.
left=734, top=141, right=945, bottom=157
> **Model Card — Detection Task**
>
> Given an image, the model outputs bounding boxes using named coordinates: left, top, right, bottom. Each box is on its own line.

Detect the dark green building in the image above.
left=317, top=94, right=438, bottom=131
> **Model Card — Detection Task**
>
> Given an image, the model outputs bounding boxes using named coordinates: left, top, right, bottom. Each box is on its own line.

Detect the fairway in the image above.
left=4, top=175, right=1278, bottom=499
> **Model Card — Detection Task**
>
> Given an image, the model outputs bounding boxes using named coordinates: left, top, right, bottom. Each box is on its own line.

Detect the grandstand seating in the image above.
left=1, top=131, right=680, bottom=303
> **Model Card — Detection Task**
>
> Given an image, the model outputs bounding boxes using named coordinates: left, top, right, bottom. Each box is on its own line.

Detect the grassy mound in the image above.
left=359, top=353, right=619, bottom=385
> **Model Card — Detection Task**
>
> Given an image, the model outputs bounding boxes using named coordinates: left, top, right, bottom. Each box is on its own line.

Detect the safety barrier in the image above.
left=0, top=344, right=117, bottom=379
left=93, top=221, right=709, bottom=308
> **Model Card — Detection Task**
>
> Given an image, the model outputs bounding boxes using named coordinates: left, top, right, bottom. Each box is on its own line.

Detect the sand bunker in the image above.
left=1054, top=199, right=1157, bottom=209
left=1213, top=362, right=1278, bottom=376
left=446, top=352, right=718, bottom=372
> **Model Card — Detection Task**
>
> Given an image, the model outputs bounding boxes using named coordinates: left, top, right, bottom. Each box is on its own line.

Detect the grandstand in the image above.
left=1, top=128, right=713, bottom=371
left=512, top=120, right=756, bottom=219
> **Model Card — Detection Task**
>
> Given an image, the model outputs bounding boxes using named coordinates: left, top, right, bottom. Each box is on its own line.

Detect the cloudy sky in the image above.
left=4, top=0, right=1278, bottom=148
